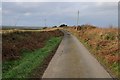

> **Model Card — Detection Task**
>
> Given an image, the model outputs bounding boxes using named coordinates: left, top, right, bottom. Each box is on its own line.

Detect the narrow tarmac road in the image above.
left=42, top=30, right=111, bottom=78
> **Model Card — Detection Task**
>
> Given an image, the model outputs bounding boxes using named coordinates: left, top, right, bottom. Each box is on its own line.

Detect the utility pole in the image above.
left=14, top=11, right=25, bottom=27
left=14, top=15, right=21, bottom=26
left=76, top=10, right=79, bottom=30
left=77, top=10, right=79, bottom=26
left=44, top=19, right=46, bottom=27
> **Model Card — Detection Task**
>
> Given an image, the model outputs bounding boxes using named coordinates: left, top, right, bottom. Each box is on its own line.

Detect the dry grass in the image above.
left=66, top=26, right=119, bottom=78
left=1, top=28, right=58, bottom=34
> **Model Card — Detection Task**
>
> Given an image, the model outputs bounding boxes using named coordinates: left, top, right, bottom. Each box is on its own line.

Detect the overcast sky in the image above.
left=2, top=2, right=118, bottom=27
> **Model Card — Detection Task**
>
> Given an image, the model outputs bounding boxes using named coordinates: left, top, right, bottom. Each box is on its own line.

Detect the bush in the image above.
left=104, top=33, right=115, bottom=40
left=80, top=24, right=96, bottom=29
left=43, top=27, right=47, bottom=29
left=59, top=24, right=67, bottom=27
left=52, top=26, right=57, bottom=28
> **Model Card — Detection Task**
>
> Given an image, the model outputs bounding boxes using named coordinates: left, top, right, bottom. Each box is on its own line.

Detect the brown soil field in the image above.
left=2, top=29, right=63, bottom=61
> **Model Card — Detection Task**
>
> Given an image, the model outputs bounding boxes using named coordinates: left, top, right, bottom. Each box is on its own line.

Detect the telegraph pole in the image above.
left=77, top=10, right=79, bottom=26
left=14, top=15, right=21, bottom=26
left=44, top=19, right=46, bottom=27
left=14, top=11, right=25, bottom=27
left=76, top=10, right=79, bottom=30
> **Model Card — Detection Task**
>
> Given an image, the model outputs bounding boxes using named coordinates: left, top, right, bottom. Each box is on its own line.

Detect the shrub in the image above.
left=43, top=27, right=47, bottom=29
left=104, top=32, right=115, bottom=40
left=52, top=26, right=57, bottom=28
left=59, top=24, right=67, bottom=27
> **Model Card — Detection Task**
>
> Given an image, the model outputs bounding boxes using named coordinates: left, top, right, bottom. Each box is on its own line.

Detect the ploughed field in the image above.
left=2, top=29, right=63, bottom=78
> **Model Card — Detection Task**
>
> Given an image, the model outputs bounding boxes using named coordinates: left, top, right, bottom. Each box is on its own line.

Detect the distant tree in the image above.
left=59, top=24, right=67, bottom=27
left=52, top=26, right=57, bottom=28
left=43, top=27, right=47, bottom=29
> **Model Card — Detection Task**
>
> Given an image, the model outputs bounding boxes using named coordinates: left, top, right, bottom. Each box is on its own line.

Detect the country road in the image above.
left=42, top=30, right=112, bottom=78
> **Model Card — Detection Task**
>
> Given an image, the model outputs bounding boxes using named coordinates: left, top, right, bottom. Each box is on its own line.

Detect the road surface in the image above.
left=42, top=30, right=111, bottom=78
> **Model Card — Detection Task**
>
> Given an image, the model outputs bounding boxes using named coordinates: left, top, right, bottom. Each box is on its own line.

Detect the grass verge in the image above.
left=2, top=36, right=62, bottom=78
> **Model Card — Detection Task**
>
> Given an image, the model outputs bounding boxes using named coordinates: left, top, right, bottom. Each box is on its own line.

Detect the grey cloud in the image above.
left=0, top=2, right=2, bottom=25
left=2, top=2, right=118, bottom=27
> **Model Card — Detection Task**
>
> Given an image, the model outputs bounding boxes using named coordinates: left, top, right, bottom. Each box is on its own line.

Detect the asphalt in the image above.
left=42, top=30, right=112, bottom=78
